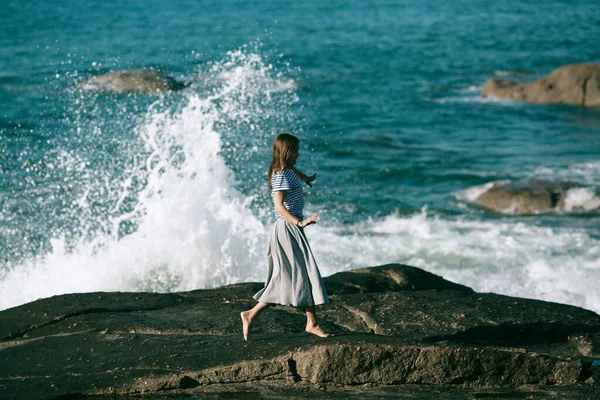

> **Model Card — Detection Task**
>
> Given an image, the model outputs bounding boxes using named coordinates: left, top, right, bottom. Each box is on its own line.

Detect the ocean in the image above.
left=1, top=0, right=599, bottom=313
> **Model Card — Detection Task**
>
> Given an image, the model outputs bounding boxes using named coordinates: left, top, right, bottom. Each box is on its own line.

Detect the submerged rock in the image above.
left=78, top=69, right=185, bottom=93
left=481, top=63, right=600, bottom=106
left=1, top=264, right=600, bottom=399
left=472, top=180, right=599, bottom=214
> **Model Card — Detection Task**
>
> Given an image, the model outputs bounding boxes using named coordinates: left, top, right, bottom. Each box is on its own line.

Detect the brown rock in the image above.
left=473, top=180, right=584, bottom=214
left=78, top=69, right=185, bottom=93
left=569, top=332, right=600, bottom=358
left=481, top=63, right=600, bottom=106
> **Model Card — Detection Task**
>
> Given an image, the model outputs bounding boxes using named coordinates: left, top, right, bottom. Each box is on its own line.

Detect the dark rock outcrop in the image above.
left=481, top=63, right=600, bottom=106
left=472, top=180, right=598, bottom=214
left=1, top=264, right=600, bottom=399
left=323, top=264, right=473, bottom=295
left=78, top=69, right=185, bottom=93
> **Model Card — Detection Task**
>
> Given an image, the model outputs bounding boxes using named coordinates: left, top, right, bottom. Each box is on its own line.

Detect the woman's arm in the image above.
left=273, top=191, right=317, bottom=228
left=290, top=167, right=317, bottom=187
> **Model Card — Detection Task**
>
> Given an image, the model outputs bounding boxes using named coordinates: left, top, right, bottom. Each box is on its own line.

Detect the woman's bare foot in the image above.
left=241, top=311, right=252, bottom=341
left=305, top=324, right=332, bottom=338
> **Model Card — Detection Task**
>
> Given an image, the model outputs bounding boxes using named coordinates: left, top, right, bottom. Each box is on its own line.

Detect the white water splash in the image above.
left=309, top=209, right=600, bottom=314
left=2, top=51, right=599, bottom=318
left=0, top=50, right=290, bottom=310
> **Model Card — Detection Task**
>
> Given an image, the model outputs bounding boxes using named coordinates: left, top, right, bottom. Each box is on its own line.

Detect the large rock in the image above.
left=481, top=63, right=600, bottom=106
left=1, top=264, right=600, bottom=399
left=324, top=264, right=474, bottom=295
left=78, top=69, right=185, bottom=93
left=472, top=180, right=597, bottom=214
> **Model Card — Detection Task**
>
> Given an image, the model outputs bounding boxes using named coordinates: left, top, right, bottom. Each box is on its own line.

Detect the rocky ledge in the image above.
left=1, top=264, right=600, bottom=400
left=481, top=63, right=600, bottom=106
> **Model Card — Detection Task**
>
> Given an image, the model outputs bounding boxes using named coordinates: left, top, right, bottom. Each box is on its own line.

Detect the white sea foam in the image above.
left=432, top=95, right=516, bottom=105
left=461, top=85, right=480, bottom=93
left=492, top=70, right=532, bottom=78
left=563, top=187, right=600, bottom=212
left=530, top=161, right=600, bottom=186
left=3, top=189, right=600, bottom=315
left=217, top=51, right=296, bottom=95
left=454, top=181, right=506, bottom=203
left=0, top=50, right=283, bottom=310
left=309, top=209, right=600, bottom=314
left=0, top=91, right=270, bottom=309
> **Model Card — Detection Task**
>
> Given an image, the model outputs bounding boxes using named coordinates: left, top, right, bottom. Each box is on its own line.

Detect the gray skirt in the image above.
left=253, top=218, right=330, bottom=307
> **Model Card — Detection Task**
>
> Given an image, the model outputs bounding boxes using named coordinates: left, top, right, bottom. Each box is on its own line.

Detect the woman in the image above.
left=241, top=133, right=331, bottom=340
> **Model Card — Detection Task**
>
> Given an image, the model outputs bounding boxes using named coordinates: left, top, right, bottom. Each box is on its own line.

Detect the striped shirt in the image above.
left=271, top=168, right=304, bottom=219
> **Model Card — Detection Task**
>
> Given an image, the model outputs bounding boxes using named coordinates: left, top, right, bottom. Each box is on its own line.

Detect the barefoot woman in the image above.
left=241, top=133, right=331, bottom=340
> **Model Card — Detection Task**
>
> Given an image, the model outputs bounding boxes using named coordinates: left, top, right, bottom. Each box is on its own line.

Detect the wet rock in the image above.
left=473, top=180, right=594, bottom=214
left=1, top=264, right=600, bottom=399
left=481, top=63, right=600, bottom=106
left=569, top=333, right=600, bottom=358
left=324, top=264, right=473, bottom=295
left=78, top=69, right=185, bottom=93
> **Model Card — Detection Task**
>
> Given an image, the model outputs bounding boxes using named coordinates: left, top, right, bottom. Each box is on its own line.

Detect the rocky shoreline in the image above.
left=1, top=264, right=599, bottom=399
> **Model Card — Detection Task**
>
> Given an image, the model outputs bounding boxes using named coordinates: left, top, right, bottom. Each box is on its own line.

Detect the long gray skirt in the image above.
left=253, top=218, right=330, bottom=307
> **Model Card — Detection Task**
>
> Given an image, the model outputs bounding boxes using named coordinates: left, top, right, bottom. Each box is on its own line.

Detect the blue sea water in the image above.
left=1, top=0, right=599, bottom=312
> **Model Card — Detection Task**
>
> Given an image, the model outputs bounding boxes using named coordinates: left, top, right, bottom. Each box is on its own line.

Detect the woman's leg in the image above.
left=241, top=302, right=269, bottom=341
left=305, top=306, right=332, bottom=337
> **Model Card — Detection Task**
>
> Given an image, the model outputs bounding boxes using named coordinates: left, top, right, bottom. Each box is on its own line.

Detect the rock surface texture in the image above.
left=78, top=69, right=185, bottom=93
left=473, top=180, right=593, bottom=214
left=481, top=63, right=600, bottom=106
left=1, top=264, right=600, bottom=399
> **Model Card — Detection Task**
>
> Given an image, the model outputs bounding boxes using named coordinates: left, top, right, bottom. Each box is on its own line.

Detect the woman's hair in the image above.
left=267, top=133, right=300, bottom=190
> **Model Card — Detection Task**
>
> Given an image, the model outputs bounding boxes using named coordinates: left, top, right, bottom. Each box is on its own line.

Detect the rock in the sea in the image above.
left=78, top=69, right=185, bottom=93
left=1, top=264, right=600, bottom=399
left=481, top=63, right=600, bottom=106
left=473, top=180, right=597, bottom=214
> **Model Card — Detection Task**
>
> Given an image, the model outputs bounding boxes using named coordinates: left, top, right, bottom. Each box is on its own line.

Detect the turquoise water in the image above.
left=1, top=0, right=599, bottom=312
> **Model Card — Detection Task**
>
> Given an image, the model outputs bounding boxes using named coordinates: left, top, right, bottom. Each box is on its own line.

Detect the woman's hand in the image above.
left=304, top=173, right=317, bottom=187
left=291, top=168, right=317, bottom=187
left=301, top=214, right=318, bottom=227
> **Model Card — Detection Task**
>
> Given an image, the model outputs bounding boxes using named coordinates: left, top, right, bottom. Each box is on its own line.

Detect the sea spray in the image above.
left=0, top=49, right=297, bottom=310
left=310, top=208, right=600, bottom=314
left=1, top=47, right=599, bottom=318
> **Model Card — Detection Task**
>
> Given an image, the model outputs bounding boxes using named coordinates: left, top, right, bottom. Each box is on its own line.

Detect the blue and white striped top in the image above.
left=271, top=168, right=304, bottom=219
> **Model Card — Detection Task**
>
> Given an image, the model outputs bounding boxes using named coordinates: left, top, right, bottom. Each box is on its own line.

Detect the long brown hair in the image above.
left=267, top=133, right=299, bottom=190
